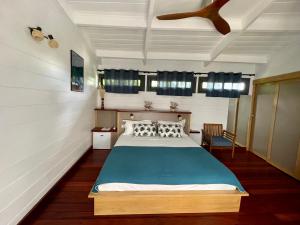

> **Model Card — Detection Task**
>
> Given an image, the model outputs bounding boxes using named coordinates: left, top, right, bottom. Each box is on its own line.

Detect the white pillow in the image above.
left=122, top=120, right=152, bottom=135
left=157, top=119, right=187, bottom=136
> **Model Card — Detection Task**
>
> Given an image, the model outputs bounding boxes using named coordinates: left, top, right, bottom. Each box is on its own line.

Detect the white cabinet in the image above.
left=93, top=132, right=111, bottom=149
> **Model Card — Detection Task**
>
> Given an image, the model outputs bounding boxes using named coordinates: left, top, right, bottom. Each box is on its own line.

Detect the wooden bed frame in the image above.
left=88, top=190, right=248, bottom=215
left=90, top=109, right=248, bottom=215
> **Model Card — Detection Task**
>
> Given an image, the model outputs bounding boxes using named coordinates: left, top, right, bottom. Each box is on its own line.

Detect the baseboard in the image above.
left=15, top=145, right=92, bottom=225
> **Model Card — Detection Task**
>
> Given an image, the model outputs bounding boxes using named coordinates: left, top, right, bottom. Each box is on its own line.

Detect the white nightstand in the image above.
left=92, top=128, right=117, bottom=150
left=189, top=129, right=202, bottom=145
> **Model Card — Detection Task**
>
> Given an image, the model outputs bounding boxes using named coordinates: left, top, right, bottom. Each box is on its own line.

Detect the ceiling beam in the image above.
left=96, top=50, right=144, bottom=59
left=96, top=49, right=268, bottom=64
left=205, top=0, right=275, bottom=66
left=143, top=0, right=156, bottom=65
left=73, top=13, right=147, bottom=28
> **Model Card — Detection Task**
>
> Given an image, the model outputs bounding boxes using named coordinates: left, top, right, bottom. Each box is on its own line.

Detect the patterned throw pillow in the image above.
left=133, top=123, right=157, bottom=137
left=157, top=123, right=182, bottom=138
left=158, top=119, right=186, bottom=136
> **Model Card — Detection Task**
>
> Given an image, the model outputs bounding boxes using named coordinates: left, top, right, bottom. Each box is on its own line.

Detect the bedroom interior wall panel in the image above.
left=0, top=0, right=97, bottom=224
left=256, top=44, right=300, bottom=78
left=100, top=92, right=229, bottom=144
left=235, top=95, right=251, bottom=147
left=226, top=99, right=238, bottom=133
left=99, top=59, right=256, bottom=144
left=227, top=44, right=300, bottom=149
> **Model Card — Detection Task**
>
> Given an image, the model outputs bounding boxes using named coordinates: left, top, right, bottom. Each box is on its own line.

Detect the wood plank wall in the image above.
left=0, top=0, right=97, bottom=224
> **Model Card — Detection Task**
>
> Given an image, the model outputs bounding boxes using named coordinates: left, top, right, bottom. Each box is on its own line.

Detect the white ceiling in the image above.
left=58, top=0, right=300, bottom=66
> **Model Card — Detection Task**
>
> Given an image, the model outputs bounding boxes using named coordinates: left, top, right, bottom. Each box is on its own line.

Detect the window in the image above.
left=138, top=75, right=145, bottom=92
left=239, top=78, right=250, bottom=95
left=98, top=72, right=145, bottom=92
left=198, top=76, right=250, bottom=95
left=147, top=75, right=196, bottom=93
left=146, top=75, right=157, bottom=92
left=156, top=71, right=194, bottom=96
left=198, top=77, right=208, bottom=93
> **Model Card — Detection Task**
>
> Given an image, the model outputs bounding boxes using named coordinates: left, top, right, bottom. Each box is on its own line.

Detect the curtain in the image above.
left=206, top=72, right=242, bottom=98
left=157, top=71, right=194, bottom=96
left=103, top=69, right=139, bottom=94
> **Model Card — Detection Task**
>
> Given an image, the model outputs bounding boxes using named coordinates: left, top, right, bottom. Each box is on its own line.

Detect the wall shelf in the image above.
left=91, top=127, right=117, bottom=133
left=94, top=108, right=191, bottom=114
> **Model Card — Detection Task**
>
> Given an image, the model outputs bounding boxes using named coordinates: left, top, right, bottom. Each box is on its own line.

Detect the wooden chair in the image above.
left=201, top=123, right=236, bottom=158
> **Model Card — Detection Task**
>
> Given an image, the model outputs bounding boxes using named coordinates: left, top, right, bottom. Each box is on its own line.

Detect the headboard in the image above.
left=117, top=110, right=191, bottom=136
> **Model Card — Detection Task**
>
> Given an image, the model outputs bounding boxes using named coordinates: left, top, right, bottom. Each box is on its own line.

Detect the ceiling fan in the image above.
left=157, top=0, right=231, bottom=35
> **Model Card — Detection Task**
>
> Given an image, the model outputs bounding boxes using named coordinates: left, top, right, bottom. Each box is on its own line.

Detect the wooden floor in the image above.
left=20, top=148, right=300, bottom=225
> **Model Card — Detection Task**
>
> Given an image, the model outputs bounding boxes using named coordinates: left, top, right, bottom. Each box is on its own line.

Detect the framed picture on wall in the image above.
left=70, top=50, right=84, bottom=92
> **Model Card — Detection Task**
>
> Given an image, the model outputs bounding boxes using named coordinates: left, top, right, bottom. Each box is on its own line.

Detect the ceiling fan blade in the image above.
left=197, top=0, right=230, bottom=17
left=209, top=13, right=231, bottom=35
left=156, top=0, right=231, bottom=35
left=157, top=11, right=199, bottom=20
left=211, top=0, right=230, bottom=9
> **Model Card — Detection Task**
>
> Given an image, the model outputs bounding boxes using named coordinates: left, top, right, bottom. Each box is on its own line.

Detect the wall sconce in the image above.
left=177, top=115, right=183, bottom=121
left=47, top=35, right=59, bottom=49
left=29, top=27, right=44, bottom=42
left=28, top=26, right=59, bottom=48
left=130, top=113, right=134, bottom=120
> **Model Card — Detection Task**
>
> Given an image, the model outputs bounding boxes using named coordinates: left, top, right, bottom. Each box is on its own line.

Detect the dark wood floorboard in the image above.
left=20, top=148, right=300, bottom=225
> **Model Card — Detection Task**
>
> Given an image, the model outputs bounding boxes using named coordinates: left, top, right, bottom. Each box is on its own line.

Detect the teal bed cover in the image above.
left=91, top=146, right=245, bottom=193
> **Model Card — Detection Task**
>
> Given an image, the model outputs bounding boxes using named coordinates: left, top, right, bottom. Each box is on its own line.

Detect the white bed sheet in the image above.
left=97, top=135, right=237, bottom=192
left=114, top=134, right=199, bottom=148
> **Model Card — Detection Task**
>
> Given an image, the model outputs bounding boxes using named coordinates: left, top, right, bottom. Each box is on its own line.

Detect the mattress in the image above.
left=115, top=134, right=199, bottom=148
left=92, top=135, right=245, bottom=192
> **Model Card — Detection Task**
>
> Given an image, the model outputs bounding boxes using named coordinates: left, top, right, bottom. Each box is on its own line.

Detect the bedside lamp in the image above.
left=130, top=113, right=134, bottom=120
left=178, top=115, right=183, bottom=121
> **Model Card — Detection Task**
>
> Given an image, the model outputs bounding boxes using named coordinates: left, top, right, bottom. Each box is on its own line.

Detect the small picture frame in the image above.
left=70, top=50, right=84, bottom=92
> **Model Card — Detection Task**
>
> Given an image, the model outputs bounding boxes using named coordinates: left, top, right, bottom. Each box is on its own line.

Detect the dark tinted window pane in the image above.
left=147, top=75, right=157, bottom=92
left=240, top=78, right=250, bottom=95
left=198, top=77, right=208, bottom=93
left=98, top=73, right=145, bottom=92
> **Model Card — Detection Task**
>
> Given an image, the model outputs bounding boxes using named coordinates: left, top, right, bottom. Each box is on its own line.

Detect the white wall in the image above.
left=236, top=95, right=251, bottom=147
left=99, top=59, right=255, bottom=144
left=226, top=99, right=238, bottom=133
left=102, top=92, right=229, bottom=144
left=235, top=44, right=300, bottom=148
left=100, top=58, right=256, bottom=73
left=0, top=0, right=97, bottom=224
left=256, top=44, right=300, bottom=78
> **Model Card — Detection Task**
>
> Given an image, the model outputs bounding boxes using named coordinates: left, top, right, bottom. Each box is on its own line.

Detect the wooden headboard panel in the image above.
left=117, top=110, right=191, bottom=136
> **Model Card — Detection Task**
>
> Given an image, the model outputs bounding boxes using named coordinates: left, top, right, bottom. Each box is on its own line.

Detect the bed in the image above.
left=89, top=134, right=248, bottom=215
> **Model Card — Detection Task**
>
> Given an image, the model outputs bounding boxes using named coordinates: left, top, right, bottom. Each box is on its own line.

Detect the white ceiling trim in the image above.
left=57, top=0, right=75, bottom=22
left=205, top=0, right=276, bottom=66
left=73, top=13, right=147, bottom=28
left=96, top=49, right=268, bottom=64
left=143, top=0, right=156, bottom=65
left=59, top=0, right=300, bottom=66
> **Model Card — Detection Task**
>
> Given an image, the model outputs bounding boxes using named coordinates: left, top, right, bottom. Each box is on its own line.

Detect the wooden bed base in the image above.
left=88, top=190, right=249, bottom=215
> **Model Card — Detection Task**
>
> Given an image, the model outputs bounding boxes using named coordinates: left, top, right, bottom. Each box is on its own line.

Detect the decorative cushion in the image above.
left=122, top=120, right=152, bottom=135
left=157, top=123, right=182, bottom=138
left=133, top=123, right=156, bottom=137
left=211, top=136, right=233, bottom=147
left=157, top=119, right=187, bottom=136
